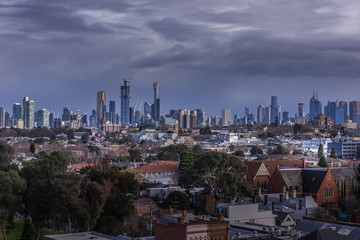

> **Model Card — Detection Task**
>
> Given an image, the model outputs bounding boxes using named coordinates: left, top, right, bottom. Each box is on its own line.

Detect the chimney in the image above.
left=258, top=187, right=262, bottom=195
left=218, top=214, right=224, bottom=221
left=272, top=201, right=275, bottom=211
left=299, top=199, right=303, bottom=210
left=178, top=218, right=184, bottom=224
left=253, top=195, right=257, bottom=203
left=183, top=210, right=187, bottom=218
left=280, top=194, right=284, bottom=203
left=285, top=191, right=289, bottom=200
left=169, top=208, right=174, bottom=216
left=293, top=189, right=297, bottom=199
left=264, top=195, right=269, bottom=205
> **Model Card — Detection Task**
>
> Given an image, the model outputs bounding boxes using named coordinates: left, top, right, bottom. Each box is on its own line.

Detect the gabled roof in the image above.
left=278, top=168, right=303, bottom=192
left=330, top=167, right=360, bottom=190
left=302, top=169, right=328, bottom=194
left=245, top=162, right=269, bottom=180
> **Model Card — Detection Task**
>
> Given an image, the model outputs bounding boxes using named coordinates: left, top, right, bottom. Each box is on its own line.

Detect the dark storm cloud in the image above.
left=1, top=0, right=360, bottom=116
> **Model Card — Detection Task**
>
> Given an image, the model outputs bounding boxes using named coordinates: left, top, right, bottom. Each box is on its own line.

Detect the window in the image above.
left=324, top=185, right=334, bottom=198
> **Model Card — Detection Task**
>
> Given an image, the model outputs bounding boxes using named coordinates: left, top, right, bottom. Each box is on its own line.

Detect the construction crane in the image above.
left=77, top=103, right=82, bottom=116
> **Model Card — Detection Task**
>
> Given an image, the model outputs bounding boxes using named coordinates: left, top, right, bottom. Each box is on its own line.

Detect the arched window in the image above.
left=324, top=185, right=334, bottom=198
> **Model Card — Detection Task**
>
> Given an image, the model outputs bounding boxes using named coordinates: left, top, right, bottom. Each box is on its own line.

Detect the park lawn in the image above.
left=5, top=218, right=65, bottom=240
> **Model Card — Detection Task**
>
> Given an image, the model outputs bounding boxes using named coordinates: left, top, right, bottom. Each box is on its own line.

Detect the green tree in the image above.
left=191, top=145, right=203, bottom=154
left=0, top=140, right=14, bottom=164
left=318, top=155, right=328, bottom=168
left=229, top=144, right=235, bottom=151
left=294, top=124, right=303, bottom=134
left=270, top=144, right=290, bottom=155
left=200, top=126, right=212, bottom=135
left=81, top=133, right=89, bottom=143
left=162, top=191, right=190, bottom=210
left=234, top=150, right=245, bottom=157
left=129, top=149, right=142, bottom=162
left=179, top=152, right=197, bottom=175
left=21, top=219, right=35, bottom=240
left=250, top=146, right=263, bottom=156
left=318, top=144, right=325, bottom=159
left=293, top=149, right=304, bottom=155
left=179, top=152, right=251, bottom=207
left=30, top=143, right=35, bottom=154
left=330, top=147, right=337, bottom=159
left=0, top=169, right=26, bottom=240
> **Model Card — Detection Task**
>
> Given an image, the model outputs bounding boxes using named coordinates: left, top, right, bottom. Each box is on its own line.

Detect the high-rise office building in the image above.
left=49, top=112, right=54, bottom=128
left=245, top=106, right=249, bottom=117
left=152, top=82, right=160, bottom=122
left=309, top=92, right=322, bottom=121
left=195, top=109, right=206, bottom=127
left=324, top=101, right=337, bottom=122
left=0, top=108, right=5, bottom=128
left=222, top=109, right=232, bottom=127
left=282, top=111, right=289, bottom=124
left=13, top=103, right=22, bottom=120
left=270, top=96, right=279, bottom=123
left=338, top=101, right=348, bottom=121
left=120, top=80, right=131, bottom=126
left=129, top=107, right=134, bottom=125
left=23, top=97, right=35, bottom=129
left=264, top=107, right=271, bottom=125
left=36, top=109, right=50, bottom=127
left=298, top=102, right=304, bottom=118
left=62, top=106, right=71, bottom=121
left=96, top=91, right=107, bottom=126
left=107, top=100, right=116, bottom=124
left=257, top=105, right=265, bottom=124
left=349, top=101, right=360, bottom=125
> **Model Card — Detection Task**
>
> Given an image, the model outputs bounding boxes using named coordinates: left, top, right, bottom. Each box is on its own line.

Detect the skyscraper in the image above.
left=36, top=109, right=50, bottom=127
left=13, top=103, right=22, bottom=120
left=120, top=80, right=131, bottom=126
left=144, top=101, right=151, bottom=121
left=153, top=82, right=160, bottom=122
left=264, top=107, right=271, bottom=125
left=298, top=102, right=304, bottom=118
left=270, top=96, right=278, bottom=123
left=222, top=109, right=232, bottom=127
left=257, top=105, right=265, bottom=124
left=309, top=92, right=322, bottom=121
left=0, top=108, right=5, bottom=128
left=282, top=111, right=289, bottom=124
left=109, top=100, right=116, bottom=124
left=23, top=97, right=35, bottom=129
left=338, top=101, right=348, bottom=121
left=96, top=91, right=107, bottom=126
left=349, top=101, right=360, bottom=124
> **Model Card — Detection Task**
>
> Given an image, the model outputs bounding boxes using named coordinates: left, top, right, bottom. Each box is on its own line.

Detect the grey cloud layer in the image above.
left=0, top=0, right=359, bottom=115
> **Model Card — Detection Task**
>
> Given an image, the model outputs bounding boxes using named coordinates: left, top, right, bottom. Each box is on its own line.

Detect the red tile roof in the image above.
left=134, top=161, right=179, bottom=173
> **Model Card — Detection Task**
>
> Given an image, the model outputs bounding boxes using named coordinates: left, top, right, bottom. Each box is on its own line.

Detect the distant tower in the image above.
left=23, top=97, right=35, bottom=129
left=298, top=102, right=305, bottom=118
left=120, top=80, right=131, bottom=126
left=96, top=91, right=107, bottom=127
left=152, top=82, right=160, bottom=122
left=309, top=92, right=322, bottom=121
left=257, top=105, right=265, bottom=124
left=270, top=96, right=278, bottom=123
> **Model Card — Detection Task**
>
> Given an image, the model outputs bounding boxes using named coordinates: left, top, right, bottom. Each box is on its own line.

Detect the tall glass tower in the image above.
left=120, top=80, right=131, bottom=126
left=23, top=97, right=35, bottom=129
left=153, top=82, right=160, bottom=122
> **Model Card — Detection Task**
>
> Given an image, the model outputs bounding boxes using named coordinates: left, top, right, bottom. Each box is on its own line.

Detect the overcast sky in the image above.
left=1, top=0, right=360, bottom=117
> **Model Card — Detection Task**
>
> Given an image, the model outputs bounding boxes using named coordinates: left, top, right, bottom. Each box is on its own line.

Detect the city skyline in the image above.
left=1, top=1, right=360, bottom=117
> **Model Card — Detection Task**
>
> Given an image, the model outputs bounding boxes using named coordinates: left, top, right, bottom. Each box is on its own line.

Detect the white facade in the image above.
left=217, top=203, right=276, bottom=226
left=300, top=138, right=330, bottom=154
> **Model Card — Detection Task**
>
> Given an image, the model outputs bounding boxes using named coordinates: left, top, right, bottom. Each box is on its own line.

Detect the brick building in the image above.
left=154, top=210, right=230, bottom=240
left=244, top=161, right=271, bottom=191
left=268, top=168, right=340, bottom=206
